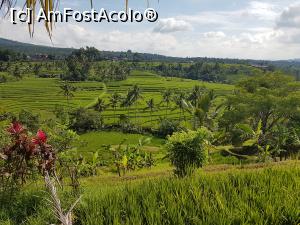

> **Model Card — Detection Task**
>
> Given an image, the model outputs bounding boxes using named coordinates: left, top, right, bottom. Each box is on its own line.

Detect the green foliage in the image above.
left=220, top=73, right=300, bottom=159
left=236, top=120, right=262, bottom=148
left=89, top=98, right=107, bottom=113
left=166, top=128, right=210, bottom=177
left=58, top=81, right=77, bottom=105
left=157, top=118, right=183, bottom=138
left=47, top=124, right=79, bottom=153
left=110, top=137, right=155, bottom=176
left=18, top=110, right=40, bottom=132
left=0, top=72, right=16, bottom=83
left=69, top=108, right=103, bottom=132
left=63, top=51, right=91, bottom=81
left=59, top=150, right=100, bottom=178
left=76, top=166, right=300, bottom=225
left=0, top=69, right=232, bottom=125
left=89, top=62, right=130, bottom=82
left=0, top=125, right=10, bottom=150
left=0, top=48, right=26, bottom=61
left=153, top=61, right=265, bottom=83
left=53, top=105, right=69, bottom=124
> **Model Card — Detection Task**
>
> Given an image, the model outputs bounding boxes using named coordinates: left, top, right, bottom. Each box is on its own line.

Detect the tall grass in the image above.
left=77, top=165, right=300, bottom=225
left=0, top=164, right=299, bottom=225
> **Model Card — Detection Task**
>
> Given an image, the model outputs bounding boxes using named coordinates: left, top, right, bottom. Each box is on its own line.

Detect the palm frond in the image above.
left=0, top=0, right=159, bottom=37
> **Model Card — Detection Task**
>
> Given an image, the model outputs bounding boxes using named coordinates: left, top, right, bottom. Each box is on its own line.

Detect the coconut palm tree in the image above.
left=161, top=89, right=173, bottom=116
left=188, top=85, right=204, bottom=107
left=109, top=92, right=121, bottom=123
left=186, top=90, right=215, bottom=129
left=58, top=81, right=76, bottom=108
left=91, top=98, right=107, bottom=114
left=173, top=92, right=188, bottom=123
left=126, top=85, right=143, bottom=124
left=144, top=98, right=156, bottom=125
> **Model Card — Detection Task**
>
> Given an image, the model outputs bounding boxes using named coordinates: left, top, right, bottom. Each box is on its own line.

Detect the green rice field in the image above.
left=0, top=71, right=233, bottom=123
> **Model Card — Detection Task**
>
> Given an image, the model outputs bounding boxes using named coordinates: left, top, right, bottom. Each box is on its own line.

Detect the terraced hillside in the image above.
left=102, top=71, right=233, bottom=125
left=0, top=77, right=105, bottom=116
left=0, top=71, right=233, bottom=124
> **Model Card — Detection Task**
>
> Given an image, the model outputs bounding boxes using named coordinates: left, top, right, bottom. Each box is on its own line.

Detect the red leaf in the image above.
left=32, top=130, right=47, bottom=144
left=7, top=122, right=24, bottom=135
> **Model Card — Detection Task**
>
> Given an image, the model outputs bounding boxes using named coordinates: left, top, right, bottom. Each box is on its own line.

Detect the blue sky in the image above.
left=1, top=0, right=300, bottom=59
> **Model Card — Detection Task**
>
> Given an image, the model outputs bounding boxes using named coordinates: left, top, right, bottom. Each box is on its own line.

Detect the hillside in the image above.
left=0, top=38, right=74, bottom=57
left=1, top=37, right=300, bottom=78
left=0, top=37, right=178, bottom=61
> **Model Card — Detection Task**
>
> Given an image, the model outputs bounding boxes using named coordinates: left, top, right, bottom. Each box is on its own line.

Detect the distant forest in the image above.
left=1, top=37, right=300, bottom=80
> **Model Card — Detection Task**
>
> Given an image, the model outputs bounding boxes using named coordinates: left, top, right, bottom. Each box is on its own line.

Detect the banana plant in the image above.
left=126, top=137, right=151, bottom=170
left=110, top=137, right=153, bottom=176
left=235, top=120, right=273, bottom=162
left=110, top=139, right=127, bottom=177
left=257, top=145, right=272, bottom=162
left=236, top=120, right=262, bottom=147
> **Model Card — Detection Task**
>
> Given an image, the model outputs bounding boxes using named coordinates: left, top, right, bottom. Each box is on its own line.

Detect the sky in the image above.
left=1, top=0, right=300, bottom=60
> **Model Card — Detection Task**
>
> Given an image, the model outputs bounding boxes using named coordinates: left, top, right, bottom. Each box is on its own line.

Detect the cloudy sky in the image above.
left=1, top=0, right=300, bottom=60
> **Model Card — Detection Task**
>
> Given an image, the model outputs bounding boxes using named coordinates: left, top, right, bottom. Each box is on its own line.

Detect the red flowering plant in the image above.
left=0, top=121, right=56, bottom=187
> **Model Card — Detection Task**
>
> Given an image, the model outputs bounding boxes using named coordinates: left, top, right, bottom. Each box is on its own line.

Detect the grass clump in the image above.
left=76, top=165, right=300, bottom=225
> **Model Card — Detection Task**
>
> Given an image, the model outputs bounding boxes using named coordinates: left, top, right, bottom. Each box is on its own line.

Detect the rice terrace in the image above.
left=0, top=0, right=300, bottom=225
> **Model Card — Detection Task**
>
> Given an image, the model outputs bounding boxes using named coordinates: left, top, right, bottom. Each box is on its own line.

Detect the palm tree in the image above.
left=0, top=0, right=129, bottom=37
left=186, top=90, right=215, bottom=129
left=173, top=92, right=188, bottom=123
left=188, top=85, right=204, bottom=107
left=126, top=85, right=143, bottom=124
left=110, top=92, right=121, bottom=123
left=121, top=92, right=133, bottom=122
left=58, top=81, right=76, bottom=108
left=92, top=98, right=107, bottom=114
left=161, top=89, right=173, bottom=116
left=144, top=98, right=156, bottom=125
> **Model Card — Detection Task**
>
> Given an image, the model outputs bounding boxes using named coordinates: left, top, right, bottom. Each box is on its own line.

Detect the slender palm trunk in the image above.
left=66, top=96, right=70, bottom=111
left=166, top=102, right=169, bottom=117
left=113, top=107, right=116, bottom=124
left=150, top=111, right=153, bottom=125
left=135, top=103, right=138, bottom=125
left=180, top=108, right=183, bottom=121
left=183, top=110, right=187, bottom=127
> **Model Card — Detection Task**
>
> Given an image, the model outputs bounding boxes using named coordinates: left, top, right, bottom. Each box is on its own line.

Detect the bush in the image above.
left=69, top=107, right=103, bottom=132
left=0, top=122, right=55, bottom=190
left=157, top=118, right=183, bottom=138
left=166, top=128, right=211, bottom=177
left=0, top=73, right=15, bottom=83
left=18, top=110, right=40, bottom=132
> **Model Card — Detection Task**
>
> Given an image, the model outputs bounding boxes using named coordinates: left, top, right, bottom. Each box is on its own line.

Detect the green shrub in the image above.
left=166, top=128, right=210, bottom=177
left=0, top=73, right=15, bottom=83
left=18, top=110, right=40, bottom=132
left=69, top=107, right=103, bottom=132
left=157, top=118, right=183, bottom=138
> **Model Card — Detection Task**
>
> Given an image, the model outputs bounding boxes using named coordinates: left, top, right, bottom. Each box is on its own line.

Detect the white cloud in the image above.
left=153, top=18, right=192, bottom=33
left=276, top=3, right=300, bottom=28
left=179, top=1, right=280, bottom=29
left=0, top=18, right=179, bottom=55
left=244, top=1, right=279, bottom=21
left=1, top=1, right=300, bottom=60
left=203, top=31, right=226, bottom=39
